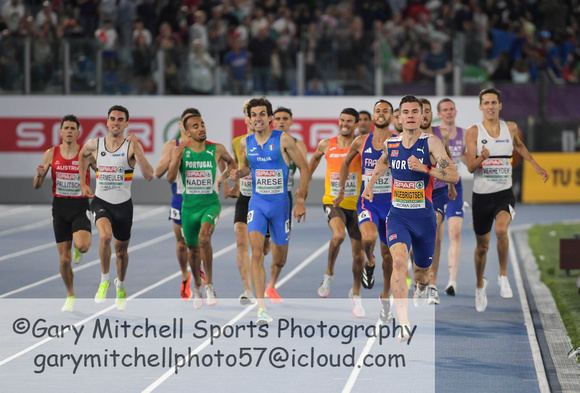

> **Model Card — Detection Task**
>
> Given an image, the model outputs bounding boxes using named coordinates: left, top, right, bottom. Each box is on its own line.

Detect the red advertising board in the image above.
left=0, top=118, right=155, bottom=152
left=232, top=118, right=340, bottom=153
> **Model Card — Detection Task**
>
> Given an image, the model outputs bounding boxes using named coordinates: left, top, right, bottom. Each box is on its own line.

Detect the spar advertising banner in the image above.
left=0, top=96, right=480, bottom=179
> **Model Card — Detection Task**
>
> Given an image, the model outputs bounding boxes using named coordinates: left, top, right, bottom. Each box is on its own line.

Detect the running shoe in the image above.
left=379, top=295, right=393, bottom=323
left=265, top=284, right=283, bottom=303
left=94, top=281, right=109, bottom=303
left=317, top=274, right=334, bottom=298
left=348, top=288, right=366, bottom=318
left=181, top=272, right=192, bottom=300
left=193, top=287, right=203, bottom=309
left=475, top=278, right=488, bottom=312
left=73, top=246, right=83, bottom=264
left=114, top=278, right=126, bottom=311
left=239, top=289, right=256, bottom=305
left=497, top=275, right=513, bottom=298
left=205, top=283, right=218, bottom=306
left=361, top=263, right=375, bottom=289
left=445, top=280, right=456, bottom=296
left=427, top=285, right=440, bottom=305
left=398, top=324, right=412, bottom=343
left=61, top=296, right=75, bottom=312
left=256, top=308, right=273, bottom=325
left=413, top=284, right=429, bottom=307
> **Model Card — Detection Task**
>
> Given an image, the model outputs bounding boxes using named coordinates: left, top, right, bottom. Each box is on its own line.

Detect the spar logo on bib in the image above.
left=392, top=179, right=425, bottom=209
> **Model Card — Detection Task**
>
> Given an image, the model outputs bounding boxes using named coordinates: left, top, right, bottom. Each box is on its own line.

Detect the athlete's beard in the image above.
left=420, top=123, right=431, bottom=130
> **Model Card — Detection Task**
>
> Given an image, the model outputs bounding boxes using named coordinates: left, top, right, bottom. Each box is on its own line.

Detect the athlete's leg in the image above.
left=72, top=230, right=91, bottom=254
left=495, top=211, right=512, bottom=277
left=447, top=216, right=463, bottom=283
left=114, top=238, right=130, bottom=282
left=235, top=222, right=252, bottom=292
left=57, top=240, right=74, bottom=297
left=474, top=232, right=491, bottom=289
left=174, top=222, right=189, bottom=281
left=198, top=221, right=215, bottom=285
left=269, top=243, right=289, bottom=289
left=380, top=242, right=393, bottom=299
left=350, top=238, right=365, bottom=296
left=250, top=231, right=267, bottom=310
left=390, top=242, right=410, bottom=325
left=188, top=244, right=203, bottom=288
left=95, top=217, right=113, bottom=275
left=326, top=216, right=346, bottom=276
left=359, top=221, right=378, bottom=269
left=429, top=211, right=444, bottom=286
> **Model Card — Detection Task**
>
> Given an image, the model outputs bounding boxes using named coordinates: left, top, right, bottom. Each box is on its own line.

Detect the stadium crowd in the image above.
left=1, top=0, right=580, bottom=94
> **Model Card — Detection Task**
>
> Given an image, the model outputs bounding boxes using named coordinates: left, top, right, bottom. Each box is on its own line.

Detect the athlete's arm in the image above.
left=227, top=140, right=240, bottom=198
left=282, top=133, right=309, bottom=222
left=230, top=138, right=250, bottom=181
left=307, top=138, right=329, bottom=181
left=508, top=121, right=549, bottom=183
left=333, top=135, right=363, bottom=207
left=33, top=147, right=54, bottom=189
left=127, top=133, right=154, bottom=181
left=439, top=128, right=457, bottom=199
left=79, top=139, right=97, bottom=197
left=409, top=135, right=458, bottom=184
left=362, top=141, right=389, bottom=202
left=155, top=140, right=175, bottom=178
left=215, top=144, right=238, bottom=191
left=167, top=142, right=185, bottom=184
left=465, top=125, right=488, bottom=173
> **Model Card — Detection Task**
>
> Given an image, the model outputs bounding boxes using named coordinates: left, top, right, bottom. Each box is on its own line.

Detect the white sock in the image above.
left=116, top=280, right=125, bottom=290
left=101, top=273, right=109, bottom=283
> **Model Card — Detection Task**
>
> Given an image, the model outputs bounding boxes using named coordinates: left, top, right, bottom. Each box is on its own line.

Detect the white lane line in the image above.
left=0, top=219, right=52, bottom=237
left=0, top=206, right=168, bottom=263
left=141, top=241, right=330, bottom=393
left=342, top=319, right=382, bottom=393
left=509, top=227, right=550, bottom=393
left=0, top=205, right=32, bottom=218
left=0, top=242, right=238, bottom=367
left=0, top=206, right=233, bottom=296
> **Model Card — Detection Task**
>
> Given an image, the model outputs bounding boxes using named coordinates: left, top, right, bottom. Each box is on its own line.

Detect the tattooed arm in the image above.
left=408, top=135, right=459, bottom=184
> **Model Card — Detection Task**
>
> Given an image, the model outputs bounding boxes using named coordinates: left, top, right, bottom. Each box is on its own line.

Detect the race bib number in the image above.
left=185, top=170, right=213, bottom=194
left=481, top=158, right=512, bottom=184
left=55, top=172, right=82, bottom=197
left=240, top=174, right=253, bottom=197
left=329, top=172, right=358, bottom=197
left=98, top=165, right=124, bottom=190
left=170, top=207, right=181, bottom=220
left=255, top=169, right=284, bottom=195
left=363, top=168, right=391, bottom=194
left=392, top=179, right=425, bottom=209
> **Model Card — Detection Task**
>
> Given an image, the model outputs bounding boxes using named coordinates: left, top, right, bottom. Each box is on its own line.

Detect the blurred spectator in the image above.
left=157, top=0, right=180, bottom=33
left=271, top=6, right=296, bottom=91
left=250, top=6, right=268, bottom=37
left=133, top=17, right=152, bottom=46
left=231, top=0, right=251, bottom=23
left=156, top=30, right=182, bottom=94
left=234, top=12, right=251, bottom=48
left=78, top=0, right=98, bottom=37
left=0, top=28, right=21, bottom=89
left=511, top=56, right=530, bottom=83
left=207, top=4, right=229, bottom=61
left=187, top=38, right=215, bottom=94
left=2, top=0, right=25, bottom=35
left=18, top=12, right=34, bottom=38
left=490, top=50, right=512, bottom=81
left=356, top=0, right=392, bottom=31
left=402, top=0, right=431, bottom=24
left=136, top=0, right=157, bottom=37
left=418, top=39, right=451, bottom=80
left=373, top=19, right=401, bottom=83
left=132, top=32, right=155, bottom=94
left=223, top=32, right=248, bottom=95
left=248, top=25, right=274, bottom=94
left=349, top=15, right=371, bottom=81
left=189, top=9, right=208, bottom=49
left=31, top=21, right=54, bottom=90
left=95, top=19, right=118, bottom=70
left=34, top=1, right=58, bottom=33
left=99, top=0, right=118, bottom=28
